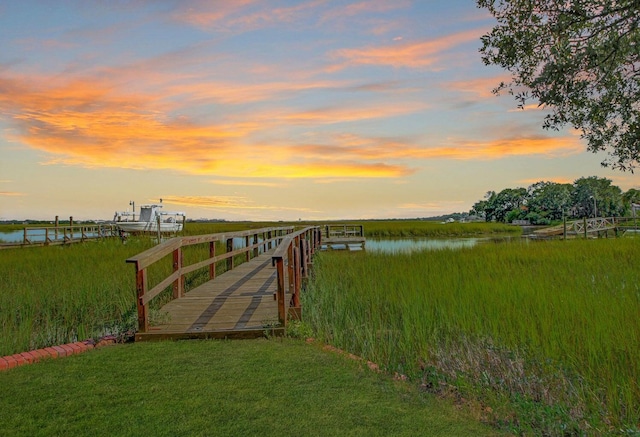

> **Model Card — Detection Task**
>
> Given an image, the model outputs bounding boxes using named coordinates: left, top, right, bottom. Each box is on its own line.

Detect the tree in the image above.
left=570, top=176, right=623, bottom=217
left=622, top=188, right=640, bottom=214
left=481, top=187, right=527, bottom=222
left=478, top=0, right=640, bottom=170
left=526, top=181, right=573, bottom=222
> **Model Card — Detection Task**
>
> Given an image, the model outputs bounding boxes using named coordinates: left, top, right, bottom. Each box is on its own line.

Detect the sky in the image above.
left=1, top=1, right=638, bottom=222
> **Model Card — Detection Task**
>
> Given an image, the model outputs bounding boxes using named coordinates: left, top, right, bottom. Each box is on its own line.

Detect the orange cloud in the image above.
left=209, top=179, right=282, bottom=187
left=423, top=135, right=585, bottom=160
left=331, top=28, right=484, bottom=69
left=170, top=1, right=257, bottom=30
left=0, top=191, right=25, bottom=196
left=168, top=79, right=350, bottom=105
left=518, top=177, right=573, bottom=185
left=160, top=195, right=314, bottom=213
left=170, top=0, right=325, bottom=32
left=445, top=76, right=510, bottom=99
left=0, top=73, right=419, bottom=179
left=277, top=102, right=427, bottom=124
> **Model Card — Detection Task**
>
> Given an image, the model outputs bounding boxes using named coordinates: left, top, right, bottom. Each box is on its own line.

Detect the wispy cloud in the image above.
left=209, top=179, right=282, bottom=187
left=425, top=135, right=585, bottom=160
left=170, top=0, right=325, bottom=32
left=331, top=28, right=484, bottom=70
left=160, top=195, right=314, bottom=213
left=0, top=191, right=25, bottom=196
left=445, top=76, right=509, bottom=99
left=518, top=177, right=573, bottom=185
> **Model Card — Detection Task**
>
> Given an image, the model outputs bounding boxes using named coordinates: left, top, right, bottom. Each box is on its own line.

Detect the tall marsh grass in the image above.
left=0, top=239, right=156, bottom=355
left=304, top=238, right=640, bottom=433
left=357, top=220, right=520, bottom=237
left=0, top=221, right=288, bottom=356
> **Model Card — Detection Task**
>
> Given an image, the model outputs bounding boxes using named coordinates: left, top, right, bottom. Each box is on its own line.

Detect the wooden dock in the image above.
left=532, top=217, right=637, bottom=239
left=0, top=223, right=119, bottom=249
left=322, top=224, right=366, bottom=250
left=136, top=251, right=282, bottom=340
left=127, top=226, right=322, bottom=341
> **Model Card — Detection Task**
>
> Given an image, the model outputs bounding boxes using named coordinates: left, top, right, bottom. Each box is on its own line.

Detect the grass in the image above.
left=0, top=238, right=157, bottom=355
left=0, top=339, right=504, bottom=437
left=350, top=220, right=520, bottom=238
left=304, top=237, right=640, bottom=434
left=0, top=222, right=297, bottom=355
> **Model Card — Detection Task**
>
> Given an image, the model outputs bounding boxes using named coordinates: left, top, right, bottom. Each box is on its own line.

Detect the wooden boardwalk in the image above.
left=128, top=226, right=322, bottom=342
left=532, top=217, right=636, bottom=239
left=136, top=251, right=283, bottom=341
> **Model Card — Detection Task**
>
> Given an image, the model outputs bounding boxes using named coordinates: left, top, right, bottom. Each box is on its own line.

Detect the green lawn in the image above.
left=0, top=338, right=504, bottom=437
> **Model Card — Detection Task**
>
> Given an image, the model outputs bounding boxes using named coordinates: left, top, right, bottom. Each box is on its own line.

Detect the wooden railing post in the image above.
left=253, top=233, right=259, bottom=258
left=172, top=247, right=184, bottom=298
left=135, top=267, right=149, bottom=332
left=245, top=235, right=251, bottom=262
left=226, top=238, right=234, bottom=271
left=275, top=257, right=286, bottom=326
left=287, top=242, right=295, bottom=295
left=300, top=238, right=308, bottom=279
left=209, top=241, right=216, bottom=280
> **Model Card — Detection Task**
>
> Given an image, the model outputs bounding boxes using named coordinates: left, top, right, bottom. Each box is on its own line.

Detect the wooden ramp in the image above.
left=128, top=226, right=323, bottom=342
left=135, top=251, right=286, bottom=341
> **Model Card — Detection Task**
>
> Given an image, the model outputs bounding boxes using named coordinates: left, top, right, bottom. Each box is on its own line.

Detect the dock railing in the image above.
left=1, top=224, right=119, bottom=247
left=324, top=224, right=364, bottom=239
left=126, top=226, right=294, bottom=332
left=271, top=226, right=321, bottom=326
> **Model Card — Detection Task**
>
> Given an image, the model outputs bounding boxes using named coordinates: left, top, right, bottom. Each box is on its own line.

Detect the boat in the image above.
left=114, top=201, right=185, bottom=234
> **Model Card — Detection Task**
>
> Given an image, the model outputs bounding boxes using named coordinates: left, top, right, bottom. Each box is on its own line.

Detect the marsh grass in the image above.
left=356, top=220, right=520, bottom=237
left=304, top=238, right=640, bottom=433
left=0, top=222, right=291, bottom=355
left=0, top=238, right=157, bottom=355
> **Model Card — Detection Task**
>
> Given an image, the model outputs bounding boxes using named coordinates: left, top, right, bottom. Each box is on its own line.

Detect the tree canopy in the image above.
left=471, top=176, right=629, bottom=224
left=478, top=0, right=640, bottom=170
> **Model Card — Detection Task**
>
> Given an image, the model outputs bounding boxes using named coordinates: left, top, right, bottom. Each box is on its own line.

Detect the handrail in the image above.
left=324, top=224, right=364, bottom=238
left=272, top=226, right=322, bottom=326
left=17, top=224, right=119, bottom=246
left=127, top=226, right=294, bottom=332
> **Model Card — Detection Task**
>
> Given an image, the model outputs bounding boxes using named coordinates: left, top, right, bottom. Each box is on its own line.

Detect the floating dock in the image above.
left=322, top=224, right=366, bottom=251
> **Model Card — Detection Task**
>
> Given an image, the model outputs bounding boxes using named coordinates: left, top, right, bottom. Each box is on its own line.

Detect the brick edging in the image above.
left=0, top=336, right=117, bottom=371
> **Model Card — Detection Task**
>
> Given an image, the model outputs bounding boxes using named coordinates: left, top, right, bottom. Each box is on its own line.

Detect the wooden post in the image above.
left=294, top=244, right=302, bottom=301
left=209, top=241, right=216, bottom=280
left=275, top=258, right=286, bottom=326
left=226, top=238, right=233, bottom=271
left=583, top=217, right=588, bottom=239
left=245, top=235, right=250, bottom=262
left=253, top=233, right=259, bottom=258
left=563, top=216, right=567, bottom=240
left=135, top=267, right=148, bottom=332
left=172, top=247, right=183, bottom=298
left=157, top=215, right=162, bottom=243
left=287, top=242, right=295, bottom=295
left=300, top=238, right=308, bottom=278
left=55, top=216, right=59, bottom=241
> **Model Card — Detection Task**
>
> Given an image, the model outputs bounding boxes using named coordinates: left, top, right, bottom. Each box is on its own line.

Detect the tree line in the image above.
left=470, top=176, right=640, bottom=225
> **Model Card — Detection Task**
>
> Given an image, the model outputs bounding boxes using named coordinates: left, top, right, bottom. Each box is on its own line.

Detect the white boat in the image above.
left=114, top=202, right=185, bottom=234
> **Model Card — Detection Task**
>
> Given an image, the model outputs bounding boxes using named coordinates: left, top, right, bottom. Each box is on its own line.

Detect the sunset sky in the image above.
left=1, top=1, right=638, bottom=222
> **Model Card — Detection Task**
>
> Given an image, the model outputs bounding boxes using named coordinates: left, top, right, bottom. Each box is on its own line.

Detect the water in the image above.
left=0, top=230, right=24, bottom=243
left=0, top=229, right=109, bottom=244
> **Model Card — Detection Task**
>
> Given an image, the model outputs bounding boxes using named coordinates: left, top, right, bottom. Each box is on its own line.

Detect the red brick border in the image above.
left=0, top=336, right=117, bottom=371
